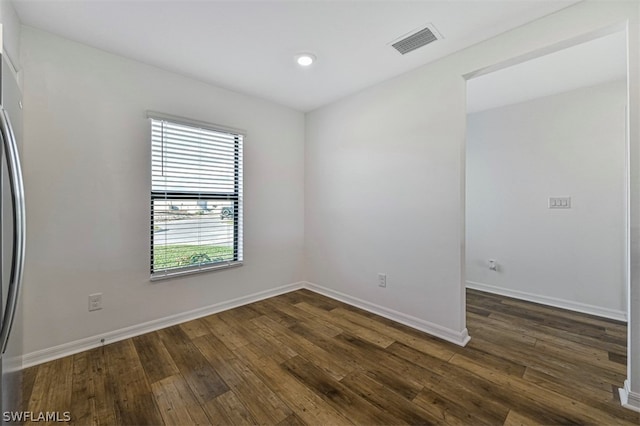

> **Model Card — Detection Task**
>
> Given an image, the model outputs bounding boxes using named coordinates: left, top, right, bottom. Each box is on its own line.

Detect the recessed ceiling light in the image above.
left=296, top=53, right=316, bottom=67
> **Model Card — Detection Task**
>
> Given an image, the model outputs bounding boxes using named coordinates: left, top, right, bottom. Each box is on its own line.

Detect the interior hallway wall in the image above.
left=466, top=79, right=627, bottom=320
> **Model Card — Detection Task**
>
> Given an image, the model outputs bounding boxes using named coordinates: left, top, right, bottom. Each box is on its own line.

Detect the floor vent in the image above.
left=391, top=24, right=440, bottom=55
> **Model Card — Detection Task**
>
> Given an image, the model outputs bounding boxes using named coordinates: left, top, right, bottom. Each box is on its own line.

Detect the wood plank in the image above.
left=523, top=366, right=615, bottom=403
left=467, top=323, right=626, bottom=393
left=289, top=322, right=431, bottom=400
left=466, top=304, right=492, bottom=317
left=521, top=368, right=640, bottom=423
left=419, top=363, right=568, bottom=425
left=281, top=355, right=400, bottom=425
left=605, top=325, right=628, bottom=339
left=251, top=314, right=353, bottom=381
left=151, top=374, right=211, bottom=425
left=399, top=350, right=512, bottom=425
left=265, top=296, right=343, bottom=337
left=250, top=299, right=300, bottom=328
left=489, top=310, right=627, bottom=354
left=212, top=305, right=298, bottom=363
left=200, top=313, right=251, bottom=350
left=21, top=366, right=38, bottom=415
left=469, top=310, right=621, bottom=361
left=224, top=303, right=263, bottom=321
left=340, top=370, right=439, bottom=425
left=389, top=338, right=527, bottom=386
left=331, top=306, right=456, bottom=361
left=467, top=322, right=537, bottom=346
left=502, top=410, right=544, bottom=426
left=232, top=343, right=354, bottom=426
left=157, top=325, right=229, bottom=403
left=179, top=318, right=211, bottom=340
left=200, top=398, right=233, bottom=425
left=534, top=338, right=626, bottom=375
left=132, top=331, right=179, bottom=384
left=471, top=295, right=622, bottom=347
left=26, top=357, right=73, bottom=426
left=276, top=413, right=307, bottom=426
left=69, top=351, right=97, bottom=425
left=450, top=343, right=526, bottom=378
left=224, top=358, right=292, bottom=424
left=233, top=317, right=299, bottom=363
left=609, top=351, right=627, bottom=365
left=500, top=297, right=626, bottom=331
left=471, top=338, right=619, bottom=395
left=274, top=291, right=309, bottom=305
left=449, top=353, right=636, bottom=425
left=213, top=390, right=258, bottom=426
left=103, top=340, right=163, bottom=425
left=239, top=323, right=301, bottom=366
left=82, top=347, right=117, bottom=426
left=286, top=322, right=361, bottom=372
left=192, top=333, right=292, bottom=424
left=290, top=289, right=343, bottom=310
left=340, top=333, right=429, bottom=399
left=411, top=387, right=486, bottom=426
left=295, top=302, right=395, bottom=348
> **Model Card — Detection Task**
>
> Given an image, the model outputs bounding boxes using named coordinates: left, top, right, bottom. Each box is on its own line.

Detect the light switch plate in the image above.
left=549, top=197, right=571, bottom=209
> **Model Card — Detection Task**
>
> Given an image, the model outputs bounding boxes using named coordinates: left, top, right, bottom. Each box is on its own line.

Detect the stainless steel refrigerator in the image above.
left=0, top=51, right=25, bottom=421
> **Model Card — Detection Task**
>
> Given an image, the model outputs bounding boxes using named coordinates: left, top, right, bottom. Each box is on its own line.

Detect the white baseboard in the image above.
left=304, top=281, right=471, bottom=347
left=619, top=380, right=640, bottom=412
left=466, top=281, right=627, bottom=322
left=22, top=281, right=305, bottom=368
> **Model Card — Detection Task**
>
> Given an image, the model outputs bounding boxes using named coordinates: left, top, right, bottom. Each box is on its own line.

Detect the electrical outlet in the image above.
left=88, top=293, right=103, bottom=311
left=378, top=273, right=387, bottom=288
left=489, top=259, right=497, bottom=271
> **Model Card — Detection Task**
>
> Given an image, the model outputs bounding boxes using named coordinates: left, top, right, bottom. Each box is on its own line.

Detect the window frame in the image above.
left=148, top=112, right=244, bottom=280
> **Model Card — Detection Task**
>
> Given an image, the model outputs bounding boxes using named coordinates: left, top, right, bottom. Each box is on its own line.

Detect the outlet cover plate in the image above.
left=549, top=197, right=571, bottom=209
left=89, top=293, right=103, bottom=311
left=378, top=273, right=387, bottom=288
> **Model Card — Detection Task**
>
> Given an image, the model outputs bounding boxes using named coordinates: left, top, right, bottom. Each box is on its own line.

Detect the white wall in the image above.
left=305, top=69, right=469, bottom=343
left=0, top=0, right=20, bottom=70
left=20, top=26, right=305, bottom=355
left=305, top=0, right=639, bottom=353
left=466, top=80, right=627, bottom=319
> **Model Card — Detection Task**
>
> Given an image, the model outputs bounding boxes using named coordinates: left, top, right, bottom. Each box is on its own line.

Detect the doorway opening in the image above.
left=463, top=24, right=630, bottom=405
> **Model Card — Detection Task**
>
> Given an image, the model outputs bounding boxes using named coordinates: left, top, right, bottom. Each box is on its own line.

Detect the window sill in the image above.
left=150, top=261, right=243, bottom=282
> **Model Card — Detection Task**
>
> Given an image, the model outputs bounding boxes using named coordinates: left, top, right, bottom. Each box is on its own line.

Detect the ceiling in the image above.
left=467, top=30, right=627, bottom=113
left=13, top=0, right=581, bottom=112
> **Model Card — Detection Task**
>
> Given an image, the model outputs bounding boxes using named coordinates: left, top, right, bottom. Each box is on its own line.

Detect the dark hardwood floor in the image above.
left=23, top=289, right=639, bottom=425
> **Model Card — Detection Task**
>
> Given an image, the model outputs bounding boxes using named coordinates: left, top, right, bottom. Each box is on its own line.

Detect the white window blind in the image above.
left=150, top=116, right=243, bottom=279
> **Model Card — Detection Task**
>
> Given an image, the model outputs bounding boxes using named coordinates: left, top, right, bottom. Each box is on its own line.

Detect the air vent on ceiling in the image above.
left=391, top=24, right=441, bottom=55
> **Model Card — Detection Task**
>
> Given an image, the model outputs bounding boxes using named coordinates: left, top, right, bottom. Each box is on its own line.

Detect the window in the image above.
left=150, top=114, right=243, bottom=279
